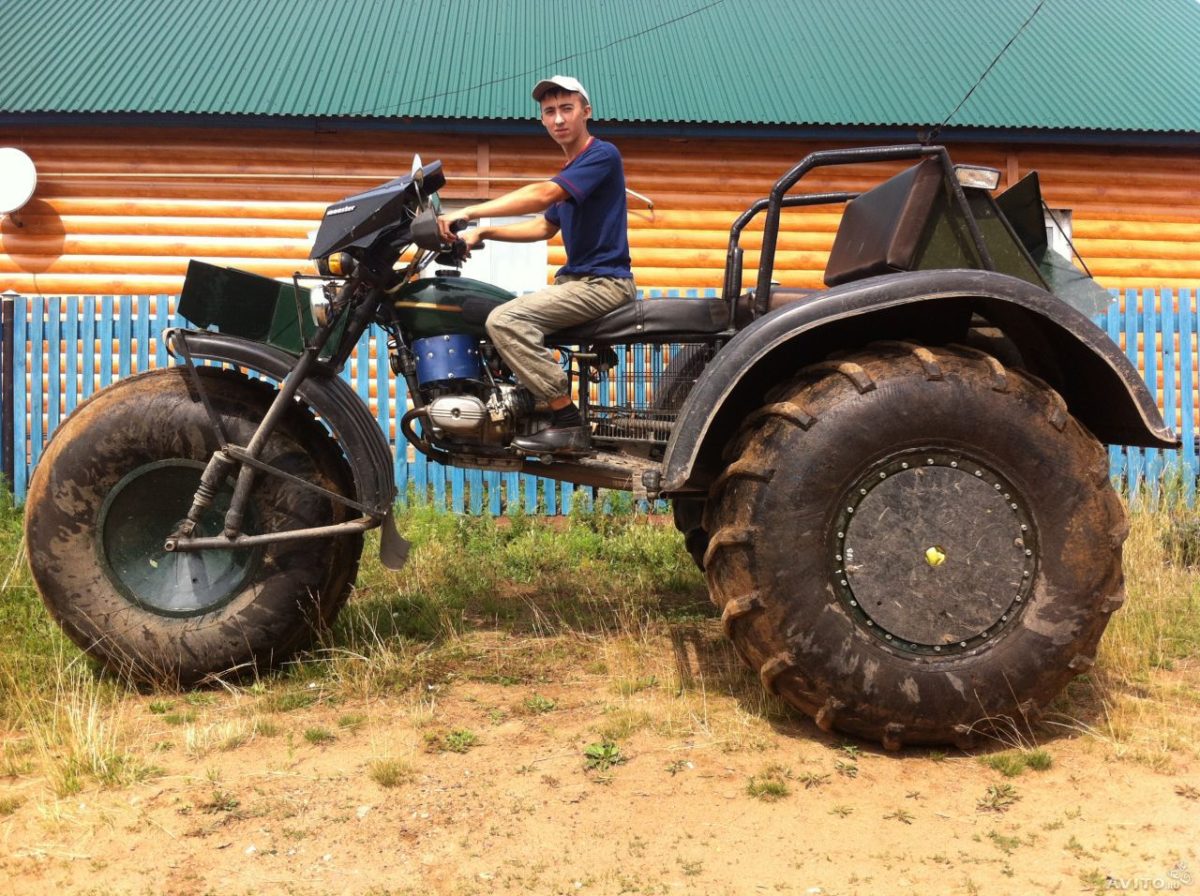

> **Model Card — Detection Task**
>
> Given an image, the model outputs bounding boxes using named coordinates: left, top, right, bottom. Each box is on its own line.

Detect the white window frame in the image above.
left=441, top=208, right=549, bottom=295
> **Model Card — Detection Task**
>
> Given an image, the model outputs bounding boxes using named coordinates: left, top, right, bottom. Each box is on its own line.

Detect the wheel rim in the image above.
left=830, top=450, right=1037, bottom=656
left=98, top=460, right=261, bottom=617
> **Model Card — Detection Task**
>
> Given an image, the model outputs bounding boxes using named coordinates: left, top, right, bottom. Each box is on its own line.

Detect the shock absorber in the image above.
left=387, top=330, right=425, bottom=418
left=388, top=333, right=413, bottom=376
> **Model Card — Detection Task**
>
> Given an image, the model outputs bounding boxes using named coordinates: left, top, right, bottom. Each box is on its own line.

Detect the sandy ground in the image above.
left=2, top=654, right=1198, bottom=896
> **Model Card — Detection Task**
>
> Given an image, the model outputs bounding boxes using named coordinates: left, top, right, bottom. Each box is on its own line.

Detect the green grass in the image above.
left=3, top=483, right=1200, bottom=795
left=522, top=694, right=557, bottom=714
left=424, top=728, right=479, bottom=754
left=303, top=726, right=336, bottom=745
left=340, top=500, right=706, bottom=643
left=746, top=764, right=792, bottom=801
left=1046, top=490, right=1200, bottom=761
left=980, top=748, right=1053, bottom=777
left=584, top=739, right=626, bottom=771
left=977, top=783, right=1021, bottom=813
left=369, top=757, right=416, bottom=788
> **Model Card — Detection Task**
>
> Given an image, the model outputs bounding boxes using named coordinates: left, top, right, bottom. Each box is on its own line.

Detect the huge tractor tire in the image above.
left=25, top=366, right=364, bottom=686
left=702, top=342, right=1127, bottom=748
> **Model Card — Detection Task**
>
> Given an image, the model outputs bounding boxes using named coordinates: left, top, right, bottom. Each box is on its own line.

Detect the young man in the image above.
left=436, top=75, right=635, bottom=457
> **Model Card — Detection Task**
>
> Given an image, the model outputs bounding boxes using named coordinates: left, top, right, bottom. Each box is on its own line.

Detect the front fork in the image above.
left=164, top=281, right=380, bottom=554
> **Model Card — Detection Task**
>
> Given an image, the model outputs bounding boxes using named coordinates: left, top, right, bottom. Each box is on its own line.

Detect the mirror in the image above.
left=411, top=154, right=425, bottom=208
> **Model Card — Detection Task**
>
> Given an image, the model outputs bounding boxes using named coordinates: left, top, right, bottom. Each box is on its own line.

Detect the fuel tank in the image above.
left=392, top=275, right=515, bottom=339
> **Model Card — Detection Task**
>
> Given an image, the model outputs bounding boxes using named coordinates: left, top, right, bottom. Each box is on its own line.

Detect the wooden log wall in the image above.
left=2, top=124, right=1199, bottom=296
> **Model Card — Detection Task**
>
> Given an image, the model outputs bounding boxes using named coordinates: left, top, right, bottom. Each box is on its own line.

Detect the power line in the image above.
left=348, top=0, right=728, bottom=117
left=926, top=0, right=1048, bottom=142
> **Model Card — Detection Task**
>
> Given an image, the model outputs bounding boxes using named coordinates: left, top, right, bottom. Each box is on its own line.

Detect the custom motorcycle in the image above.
left=25, top=145, right=1177, bottom=747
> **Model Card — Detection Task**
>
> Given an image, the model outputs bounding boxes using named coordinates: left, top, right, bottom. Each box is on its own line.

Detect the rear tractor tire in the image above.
left=24, top=367, right=364, bottom=686
left=702, top=342, right=1127, bottom=748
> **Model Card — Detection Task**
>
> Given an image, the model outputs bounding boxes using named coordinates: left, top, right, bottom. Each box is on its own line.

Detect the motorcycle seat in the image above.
left=549, top=297, right=731, bottom=343
left=459, top=293, right=731, bottom=342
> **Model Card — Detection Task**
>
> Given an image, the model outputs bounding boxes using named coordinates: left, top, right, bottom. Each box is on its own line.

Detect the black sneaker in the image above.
left=511, top=425, right=592, bottom=458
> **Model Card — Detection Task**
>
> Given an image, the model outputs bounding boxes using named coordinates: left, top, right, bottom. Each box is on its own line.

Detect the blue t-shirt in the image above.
left=544, top=138, right=633, bottom=279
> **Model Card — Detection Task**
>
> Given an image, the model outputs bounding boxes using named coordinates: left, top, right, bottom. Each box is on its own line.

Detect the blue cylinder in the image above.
left=413, top=334, right=484, bottom=386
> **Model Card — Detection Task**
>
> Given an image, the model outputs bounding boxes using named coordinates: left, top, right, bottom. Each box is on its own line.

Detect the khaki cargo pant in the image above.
left=485, top=274, right=636, bottom=401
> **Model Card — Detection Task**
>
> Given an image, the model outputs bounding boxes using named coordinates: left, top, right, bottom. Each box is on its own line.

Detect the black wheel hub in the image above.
left=98, top=460, right=261, bottom=617
left=831, top=450, right=1036, bottom=655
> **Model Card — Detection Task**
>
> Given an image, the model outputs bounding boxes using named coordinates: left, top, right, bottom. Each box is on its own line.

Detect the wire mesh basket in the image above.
left=582, top=342, right=715, bottom=444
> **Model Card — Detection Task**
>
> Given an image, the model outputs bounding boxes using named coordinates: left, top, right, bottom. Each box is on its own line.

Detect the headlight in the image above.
left=317, top=252, right=356, bottom=277
left=309, top=286, right=331, bottom=326
left=954, top=165, right=1001, bottom=191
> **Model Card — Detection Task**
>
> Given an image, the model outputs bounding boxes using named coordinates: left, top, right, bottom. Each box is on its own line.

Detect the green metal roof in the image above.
left=3, top=0, right=1199, bottom=134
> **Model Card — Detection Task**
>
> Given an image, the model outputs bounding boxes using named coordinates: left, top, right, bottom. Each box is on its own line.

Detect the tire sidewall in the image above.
left=25, top=368, right=360, bottom=683
left=716, top=350, right=1119, bottom=740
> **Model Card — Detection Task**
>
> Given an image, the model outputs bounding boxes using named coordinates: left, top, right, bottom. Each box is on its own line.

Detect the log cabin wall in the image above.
left=2, top=124, right=1199, bottom=296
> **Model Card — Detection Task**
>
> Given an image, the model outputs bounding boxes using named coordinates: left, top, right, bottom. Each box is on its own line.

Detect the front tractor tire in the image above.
left=703, top=342, right=1127, bottom=748
left=24, top=366, right=364, bottom=686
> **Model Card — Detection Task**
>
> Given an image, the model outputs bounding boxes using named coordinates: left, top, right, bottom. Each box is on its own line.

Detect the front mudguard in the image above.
left=661, top=269, right=1177, bottom=493
left=165, top=329, right=395, bottom=517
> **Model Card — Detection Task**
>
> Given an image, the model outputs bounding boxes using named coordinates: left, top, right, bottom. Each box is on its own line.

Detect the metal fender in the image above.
left=661, top=269, right=1178, bottom=493
left=167, top=330, right=396, bottom=516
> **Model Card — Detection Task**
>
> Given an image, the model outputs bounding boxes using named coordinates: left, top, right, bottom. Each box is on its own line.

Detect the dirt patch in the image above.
left=2, top=663, right=1197, bottom=896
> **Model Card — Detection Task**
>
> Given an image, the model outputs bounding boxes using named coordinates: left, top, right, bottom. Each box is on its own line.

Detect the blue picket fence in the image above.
left=0, top=288, right=1196, bottom=509
left=0, top=289, right=716, bottom=512
left=1103, top=288, right=1199, bottom=504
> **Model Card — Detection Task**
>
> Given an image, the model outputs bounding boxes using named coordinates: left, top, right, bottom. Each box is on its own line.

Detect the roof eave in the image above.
left=3, top=111, right=1198, bottom=150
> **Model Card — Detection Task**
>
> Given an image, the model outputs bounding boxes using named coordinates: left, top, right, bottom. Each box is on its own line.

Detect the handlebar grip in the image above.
left=449, top=218, right=470, bottom=234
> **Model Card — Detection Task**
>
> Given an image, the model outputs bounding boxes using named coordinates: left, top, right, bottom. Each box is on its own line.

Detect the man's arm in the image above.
left=438, top=180, right=567, bottom=241
left=465, top=215, right=558, bottom=248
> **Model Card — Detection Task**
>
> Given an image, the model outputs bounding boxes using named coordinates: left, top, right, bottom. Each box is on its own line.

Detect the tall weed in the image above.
left=1049, top=482, right=1200, bottom=759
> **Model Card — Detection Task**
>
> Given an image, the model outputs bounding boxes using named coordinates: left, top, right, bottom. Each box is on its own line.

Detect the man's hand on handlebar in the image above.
left=436, top=214, right=473, bottom=244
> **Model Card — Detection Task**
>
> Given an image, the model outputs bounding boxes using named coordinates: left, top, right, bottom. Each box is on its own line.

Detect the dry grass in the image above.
left=15, top=654, right=155, bottom=797
left=1, top=488, right=1198, bottom=801
left=1046, top=489, right=1200, bottom=764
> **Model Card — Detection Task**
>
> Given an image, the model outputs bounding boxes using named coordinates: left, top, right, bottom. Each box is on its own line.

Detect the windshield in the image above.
left=309, top=161, right=446, bottom=259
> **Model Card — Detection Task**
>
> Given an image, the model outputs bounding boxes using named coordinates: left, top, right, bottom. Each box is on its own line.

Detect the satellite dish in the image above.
left=0, top=148, right=37, bottom=215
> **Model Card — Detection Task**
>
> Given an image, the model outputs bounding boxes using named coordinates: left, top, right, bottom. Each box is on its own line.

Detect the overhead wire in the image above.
left=925, top=0, right=1048, bottom=143
left=347, top=0, right=729, bottom=118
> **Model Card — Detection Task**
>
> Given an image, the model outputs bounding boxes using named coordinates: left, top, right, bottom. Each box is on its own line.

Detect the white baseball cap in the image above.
left=531, top=75, right=591, bottom=109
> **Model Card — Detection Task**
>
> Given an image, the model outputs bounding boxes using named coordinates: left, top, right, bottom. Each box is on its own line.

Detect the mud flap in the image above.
left=378, top=506, right=412, bottom=570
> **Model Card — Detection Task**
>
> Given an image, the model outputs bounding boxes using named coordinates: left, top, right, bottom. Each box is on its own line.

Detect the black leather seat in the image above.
left=551, top=297, right=731, bottom=342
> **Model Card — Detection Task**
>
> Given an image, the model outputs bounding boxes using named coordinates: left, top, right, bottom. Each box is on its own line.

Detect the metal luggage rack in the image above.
left=578, top=342, right=714, bottom=445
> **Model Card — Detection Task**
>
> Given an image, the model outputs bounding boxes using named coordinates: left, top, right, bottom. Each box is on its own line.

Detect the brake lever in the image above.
left=436, top=240, right=472, bottom=266
left=436, top=219, right=484, bottom=266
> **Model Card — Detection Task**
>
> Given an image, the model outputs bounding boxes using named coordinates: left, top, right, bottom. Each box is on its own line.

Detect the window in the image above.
left=452, top=215, right=549, bottom=295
